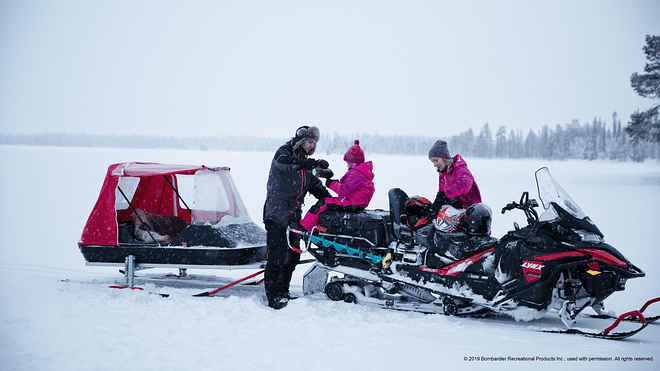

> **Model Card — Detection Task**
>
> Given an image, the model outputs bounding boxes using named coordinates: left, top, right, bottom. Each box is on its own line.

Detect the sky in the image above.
left=1, top=0, right=659, bottom=139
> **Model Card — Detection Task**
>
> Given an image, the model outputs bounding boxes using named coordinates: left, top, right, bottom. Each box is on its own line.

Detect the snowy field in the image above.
left=1, top=144, right=659, bottom=371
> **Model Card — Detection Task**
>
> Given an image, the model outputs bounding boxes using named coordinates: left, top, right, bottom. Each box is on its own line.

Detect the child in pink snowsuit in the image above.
left=300, top=140, right=375, bottom=231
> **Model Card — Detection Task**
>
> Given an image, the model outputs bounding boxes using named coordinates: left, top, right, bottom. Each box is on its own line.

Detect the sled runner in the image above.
left=78, top=162, right=267, bottom=284
left=295, top=167, right=658, bottom=339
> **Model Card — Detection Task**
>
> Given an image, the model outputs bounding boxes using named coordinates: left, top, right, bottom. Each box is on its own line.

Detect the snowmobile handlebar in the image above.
left=501, top=191, right=539, bottom=225
left=501, top=202, right=518, bottom=214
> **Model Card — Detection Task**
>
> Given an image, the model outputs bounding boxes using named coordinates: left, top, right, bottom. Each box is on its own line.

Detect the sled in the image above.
left=78, top=162, right=267, bottom=285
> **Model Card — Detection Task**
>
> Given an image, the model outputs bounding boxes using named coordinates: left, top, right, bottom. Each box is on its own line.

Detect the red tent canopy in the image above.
left=79, top=162, right=233, bottom=246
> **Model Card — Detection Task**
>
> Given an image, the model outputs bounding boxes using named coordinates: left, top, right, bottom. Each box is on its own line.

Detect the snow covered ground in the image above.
left=1, top=145, right=659, bottom=371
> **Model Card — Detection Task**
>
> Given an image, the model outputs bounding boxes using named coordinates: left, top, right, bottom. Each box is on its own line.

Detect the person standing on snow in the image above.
left=263, top=126, right=332, bottom=309
left=299, top=140, right=375, bottom=231
left=427, top=140, right=482, bottom=218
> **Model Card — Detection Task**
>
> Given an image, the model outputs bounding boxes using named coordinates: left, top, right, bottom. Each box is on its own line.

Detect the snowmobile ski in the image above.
left=542, top=310, right=648, bottom=340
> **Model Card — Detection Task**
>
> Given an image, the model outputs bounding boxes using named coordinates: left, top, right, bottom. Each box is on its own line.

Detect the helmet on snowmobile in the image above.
left=460, top=203, right=492, bottom=236
left=434, top=205, right=466, bottom=233
left=404, top=196, right=431, bottom=228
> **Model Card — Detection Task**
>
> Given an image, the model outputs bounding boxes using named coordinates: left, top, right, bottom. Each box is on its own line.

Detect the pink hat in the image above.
left=344, top=140, right=365, bottom=164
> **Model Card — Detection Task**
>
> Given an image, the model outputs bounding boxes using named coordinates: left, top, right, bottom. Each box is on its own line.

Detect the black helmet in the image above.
left=404, top=196, right=431, bottom=228
left=405, top=196, right=431, bottom=216
left=461, top=203, right=492, bottom=235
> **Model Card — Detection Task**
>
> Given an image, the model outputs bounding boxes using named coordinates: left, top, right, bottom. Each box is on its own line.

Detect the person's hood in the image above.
left=353, top=161, right=374, bottom=181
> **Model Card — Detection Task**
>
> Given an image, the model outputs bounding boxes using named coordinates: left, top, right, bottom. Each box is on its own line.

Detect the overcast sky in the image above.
left=1, top=1, right=659, bottom=139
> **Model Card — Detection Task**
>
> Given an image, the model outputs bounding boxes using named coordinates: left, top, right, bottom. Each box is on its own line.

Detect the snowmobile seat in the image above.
left=324, top=204, right=365, bottom=213
left=318, top=209, right=390, bottom=246
left=388, top=188, right=409, bottom=240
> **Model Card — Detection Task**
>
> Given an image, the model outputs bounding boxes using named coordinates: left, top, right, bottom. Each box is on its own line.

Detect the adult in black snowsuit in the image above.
left=263, top=126, right=331, bottom=309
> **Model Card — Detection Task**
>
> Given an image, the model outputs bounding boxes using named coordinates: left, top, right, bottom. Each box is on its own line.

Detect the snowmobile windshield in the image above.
left=535, top=167, right=603, bottom=239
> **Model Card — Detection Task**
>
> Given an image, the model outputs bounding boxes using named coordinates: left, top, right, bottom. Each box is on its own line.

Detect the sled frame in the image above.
left=86, top=255, right=266, bottom=287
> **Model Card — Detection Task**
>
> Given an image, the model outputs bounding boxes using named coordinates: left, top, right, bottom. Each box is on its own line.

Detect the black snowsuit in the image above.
left=263, top=139, right=331, bottom=302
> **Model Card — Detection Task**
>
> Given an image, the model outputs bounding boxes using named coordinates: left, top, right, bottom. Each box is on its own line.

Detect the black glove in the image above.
left=428, top=191, right=450, bottom=217
left=314, top=168, right=334, bottom=179
left=318, top=159, right=329, bottom=169
left=448, top=197, right=463, bottom=210
left=325, top=178, right=337, bottom=188
left=302, top=158, right=319, bottom=170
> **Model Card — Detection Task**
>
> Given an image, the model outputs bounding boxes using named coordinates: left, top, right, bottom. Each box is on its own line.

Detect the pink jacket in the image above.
left=328, top=161, right=375, bottom=208
left=438, top=155, right=482, bottom=208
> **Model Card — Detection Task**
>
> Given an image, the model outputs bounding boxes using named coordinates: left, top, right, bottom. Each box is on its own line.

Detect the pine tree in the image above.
left=626, top=35, right=660, bottom=144
left=495, top=126, right=508, bottom=158
left=508, top=129, right=523, bottom=158
left=524, top=129, right=539, bottom=158
left=539, top=125, right=552, bottom=159
left=475, top=123, right=494, bottom=158
left=451, top=128, right=475, bottom=157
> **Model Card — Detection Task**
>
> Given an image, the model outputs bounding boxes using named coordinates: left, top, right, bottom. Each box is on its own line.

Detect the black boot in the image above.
left=268, top=296, right=289, bottom=310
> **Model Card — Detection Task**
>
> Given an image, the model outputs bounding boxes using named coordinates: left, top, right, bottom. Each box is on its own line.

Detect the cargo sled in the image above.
left=78, top=162, right=267, bottom=282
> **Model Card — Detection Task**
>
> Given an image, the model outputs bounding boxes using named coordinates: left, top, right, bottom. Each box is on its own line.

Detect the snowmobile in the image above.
left=296, top=167, right=658, bottom=339
left=78, top=162, right=267, bottom=284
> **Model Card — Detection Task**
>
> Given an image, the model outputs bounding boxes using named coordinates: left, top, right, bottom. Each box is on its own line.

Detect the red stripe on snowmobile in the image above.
left=576, top=248, right=627, bottom=268
left=587, top=262, right=600, bottom=271
left=420, top=247, right=495, bottom=276
left=530, top=251, right=586, bottom=261
left=521, top=252, right=586, bottom=283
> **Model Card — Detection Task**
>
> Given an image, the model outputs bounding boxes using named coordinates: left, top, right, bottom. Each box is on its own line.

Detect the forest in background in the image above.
left=2, top=112, right=659, bottom=162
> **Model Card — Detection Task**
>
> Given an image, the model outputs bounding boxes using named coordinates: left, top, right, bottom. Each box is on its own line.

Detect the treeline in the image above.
left=0, top=132, right=285, bottom=152
left=0, top=131, right=438, bottom=156
left=445, top=113, right=660, bottom=162
left=325, top=113, right=660, bottom=161
left=2, top=114, right=659, bottom=161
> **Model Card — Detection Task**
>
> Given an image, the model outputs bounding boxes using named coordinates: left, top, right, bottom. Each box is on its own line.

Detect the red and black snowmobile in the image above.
left=78, top=162, right=267, bottom=283
left=296, top=167, right=658, bottom=339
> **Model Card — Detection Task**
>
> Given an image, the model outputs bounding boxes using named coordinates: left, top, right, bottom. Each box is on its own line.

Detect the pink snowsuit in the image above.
left=438, top=154, right=482, bottom=208
left=300, top=161, right=375, bottom=231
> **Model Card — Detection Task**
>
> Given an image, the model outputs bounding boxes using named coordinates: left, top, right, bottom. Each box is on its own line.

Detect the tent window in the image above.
left=115, top=177, right=140, bottom=210
left=174, top=175, right=195, bottom=209
left=193, top=171, right=230, bottom=212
